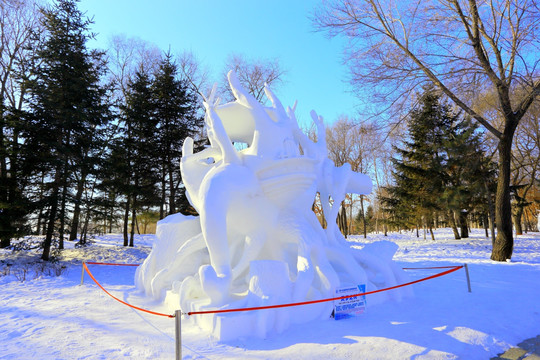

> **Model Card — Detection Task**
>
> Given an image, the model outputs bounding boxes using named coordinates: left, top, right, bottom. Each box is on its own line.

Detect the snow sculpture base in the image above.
left=135, top=71, right=412, bottom=340
left=137, top=213, right=412, bottom=340
left=205, top=303, right=329, bottom=341
left=192, top=260, right=322, bottom=341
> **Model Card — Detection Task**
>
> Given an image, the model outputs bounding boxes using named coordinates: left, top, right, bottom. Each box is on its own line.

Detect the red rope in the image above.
left=82, top=262, right=175, bottom=318
left=187, top=265, right=464, bottom=316
left=85, top=262, right=140, bottom=266
left=402, top=266, right=461, bottom=270
left=83, top=261, right=464, bottom=318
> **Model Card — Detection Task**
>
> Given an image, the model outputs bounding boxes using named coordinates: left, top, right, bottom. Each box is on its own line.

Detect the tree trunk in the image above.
left=123, top=198, right=130, bottom=247
left=160, top=170, right=166, bottom=220
left=108, top=191, right=114, bottom=233
left=449, top=211, right=461, bottom=240
left=483, top=213, right=489, bottom=238
left=58, top=180, right=68, bottom=250
left=79, top=208, right=91, bottom=245
left=360, top=195, right=366, bottom=238
left=484, top=181, right=497, bottom=243
left=513, top=205, right=523, bottom=236
left=337, top=201, right=348, bottom=237
left=0, top=109, right=9, bottom=248
left=374, top=202, right=380, bottom=234
left=129, top=187, right=137, bottom=247
left=524, top=207, right=534, bottom=233
left=35, top=173, right=46, bottom=235
left=42, top=167, right=62, bottom=261
left=130, top=204, right=136, bottom=247
left=109, top=208, right=113, bottom=233
left=491, top=132, right=516, bottom=261
left=459, top=210, right=469, bottom=238
left=69, top=176, right=86, bottom=241
left=135, top=214, right=141, bottom=235
left=168, top=162, right=176, bottom=215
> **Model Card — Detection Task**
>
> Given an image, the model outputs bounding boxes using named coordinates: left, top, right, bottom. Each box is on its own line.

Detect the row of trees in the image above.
left=0, top=0, right=289, bottom=260
left=315, top=0, right=540, bottom=261
left=320, top=89, right=538, bottom=243
left=0, top=0, right=204, bottom=260
left=1, top=0, right=538, bottom=263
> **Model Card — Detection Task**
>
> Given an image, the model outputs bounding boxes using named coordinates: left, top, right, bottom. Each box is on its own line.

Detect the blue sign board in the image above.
left=334, top=285, right=366, bottom=320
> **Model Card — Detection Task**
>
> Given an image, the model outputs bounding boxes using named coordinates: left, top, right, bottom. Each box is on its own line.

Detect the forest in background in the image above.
left=1, top=0, right=539, bottom=261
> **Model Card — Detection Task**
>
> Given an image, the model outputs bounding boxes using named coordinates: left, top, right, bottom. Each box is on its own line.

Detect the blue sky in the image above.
left=77, top=0, right=360, bottom=126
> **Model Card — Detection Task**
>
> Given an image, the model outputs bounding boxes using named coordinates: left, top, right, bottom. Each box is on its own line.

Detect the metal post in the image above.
left=80, top=261, right=85, bottom=285
left=175, top=310, right=182, bottom=360
left=464, top=263, right=472, bottom=293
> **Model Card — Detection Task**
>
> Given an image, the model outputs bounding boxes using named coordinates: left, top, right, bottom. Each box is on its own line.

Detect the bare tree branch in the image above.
left=220, top=53, right=287, bottom=103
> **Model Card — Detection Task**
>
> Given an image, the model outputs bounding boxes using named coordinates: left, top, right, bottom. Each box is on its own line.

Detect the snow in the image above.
left=1, top=228, right=539, bottom=359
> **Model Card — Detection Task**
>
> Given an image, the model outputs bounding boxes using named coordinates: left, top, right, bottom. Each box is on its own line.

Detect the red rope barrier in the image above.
left=82, top=262, right=175, bottom=318
left=187, top=265, right=464, bottom=316
left=85, top=262, right=140, bottom=266
left=402, top=266, right=461, bottom=270
left=82, top=261, right=464, bottom=318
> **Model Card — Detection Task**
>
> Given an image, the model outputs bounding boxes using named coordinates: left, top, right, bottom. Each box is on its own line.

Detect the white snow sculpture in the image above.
left=135, top=71, right=412, bottom=340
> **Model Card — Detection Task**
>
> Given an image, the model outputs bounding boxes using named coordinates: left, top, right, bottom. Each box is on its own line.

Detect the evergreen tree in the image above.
left=70, top=114, right=114, bottom=245
left=384, top=91, right=450, bottom=239
left=440, top=117, right=496, bottom=239
left=120, top=70, right=160, bottom=246
left=152, top=52, right=202, bottom=218
left=92, top=122, right=126, bottom=236
left=382, top=90, right=496, bottom=239
left=0, top=109, right=31, bottom=247
left=355, top=204, right=374, bottom=235
left=25, top=0, right=109, bottom=260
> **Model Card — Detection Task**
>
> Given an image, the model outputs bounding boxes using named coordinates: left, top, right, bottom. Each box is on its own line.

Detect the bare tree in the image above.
left=107, top=34, right=161, bottom=100
left=314, top=0, right=540, bottom=261
left=326, top=116, right=376, bottom=237
left=1, top=0, right=41, bottom=109
left=369, top=125, right=396, bottom=235
left=0, top=0, right=42, bottom=247
left=221, top=53, right=286, bottom=103
left=177, top=50, right=210, bottom=97
left=511, top=101, right=540, bottom=233
left=325, top=117, right=355, bottom=236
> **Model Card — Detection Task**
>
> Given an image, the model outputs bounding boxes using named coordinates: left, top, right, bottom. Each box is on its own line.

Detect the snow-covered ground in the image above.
left=1, top=229, right=539, bottom=359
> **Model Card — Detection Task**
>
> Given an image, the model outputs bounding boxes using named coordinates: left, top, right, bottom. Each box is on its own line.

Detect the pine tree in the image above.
left=384, top=91, right=450, bottom=239
left=70, top=115, right=114, bottom=245
left=25, top=0, right=110, bottom=260
left=441, top=117, right=496, bottom=239
left=120, top=70, right=160, bottom=246
left=0, top=109, right=31, bottom=247
left=383, top=90, right=496, bottom=239
left=152, top=52, right=202, bottom=218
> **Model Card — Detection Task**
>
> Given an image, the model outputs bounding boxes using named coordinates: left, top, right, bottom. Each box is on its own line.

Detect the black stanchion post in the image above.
left=464, top=263, right=472, bottom=292
left=175, top=310, right=182, bottom=360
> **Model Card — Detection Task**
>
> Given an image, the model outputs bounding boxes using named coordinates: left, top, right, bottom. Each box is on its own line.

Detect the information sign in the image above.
left=334, top=285, right=366, bottom=320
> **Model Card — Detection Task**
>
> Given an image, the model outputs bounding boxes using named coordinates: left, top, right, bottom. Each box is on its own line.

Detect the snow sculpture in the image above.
left=135, top=71, right=411, bottom=340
